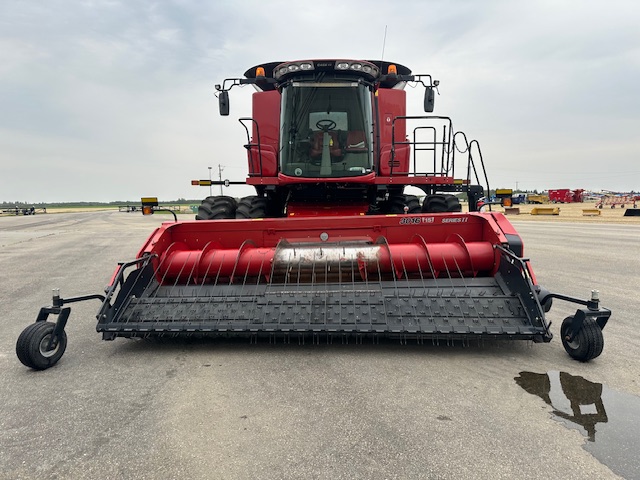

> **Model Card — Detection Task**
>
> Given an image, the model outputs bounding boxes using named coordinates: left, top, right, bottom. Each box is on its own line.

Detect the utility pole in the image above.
left=208, top=166, right=213, bottom=196
left=218, top=164, right=224, bottom=195
left=515, top=181, right=519, bottom=192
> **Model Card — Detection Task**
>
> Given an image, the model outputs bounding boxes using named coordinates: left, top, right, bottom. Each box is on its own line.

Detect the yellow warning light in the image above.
left=141, top=197, right=158, bottom=205
left=141, top=197, right=158, bottom=215
left=387, top=64, right=397, bottom=75
left=256, top=66, right=266, bottom=77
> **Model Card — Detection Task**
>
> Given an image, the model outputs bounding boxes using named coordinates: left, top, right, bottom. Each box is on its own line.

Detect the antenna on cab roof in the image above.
left=381, top=25, right=388, bottom=62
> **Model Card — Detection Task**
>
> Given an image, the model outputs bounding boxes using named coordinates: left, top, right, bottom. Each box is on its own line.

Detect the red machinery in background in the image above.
left=548, top=189, right=584, bottom=203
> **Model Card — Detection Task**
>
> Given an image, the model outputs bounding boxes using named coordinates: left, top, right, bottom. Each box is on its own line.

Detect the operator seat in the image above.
left=345, top=131, right=367, bottom=152
left=309, top=131, right=343, bottom=159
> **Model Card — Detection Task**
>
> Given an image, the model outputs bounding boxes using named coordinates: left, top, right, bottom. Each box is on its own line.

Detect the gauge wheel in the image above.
left=560, top=316, right=604, bottom=362
left=16, top=322, right=67, bottom=370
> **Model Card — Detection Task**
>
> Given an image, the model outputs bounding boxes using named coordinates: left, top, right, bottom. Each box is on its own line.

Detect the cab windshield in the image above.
left=280, top=81, right=373, bottom=178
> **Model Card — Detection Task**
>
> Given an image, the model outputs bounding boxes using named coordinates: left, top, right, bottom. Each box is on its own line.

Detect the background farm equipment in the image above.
left=511, top=194, right=527, bottom=205
left=596, top=195, right=639, bottom=209
left=549, top=189, right=584, bottom=203
left=526, top=194, right=549, bottom=204
left=1, top=206, right=46, bottom=215
left=16, top=58, right=612, bottom=369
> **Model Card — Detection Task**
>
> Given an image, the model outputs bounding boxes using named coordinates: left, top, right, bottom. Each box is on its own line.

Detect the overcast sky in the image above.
left=1, top=0, right=639, bottom=203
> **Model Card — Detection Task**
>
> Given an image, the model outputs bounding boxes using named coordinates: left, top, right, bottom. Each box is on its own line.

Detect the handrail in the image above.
left=238, top=117, right=263, bottom=176
left=387, top=115, right=490, bottom=198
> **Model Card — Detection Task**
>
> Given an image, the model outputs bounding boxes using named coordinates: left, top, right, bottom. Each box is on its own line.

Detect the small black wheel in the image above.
left=560, top=316, right=604, bottom=362
left=16, top=322, right=67, bottom=370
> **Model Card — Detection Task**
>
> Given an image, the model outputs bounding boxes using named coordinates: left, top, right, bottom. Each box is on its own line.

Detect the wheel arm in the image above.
left=539, top=290, right=612, bottom=340
left=19, top=255, right=155, bottom=369
left=32, top=257, right=147, bottom=329
left=34, top=290, right=108, bottom=346
left=563, top=307, right=611, bottom=342
left=33, top=255, right=153, bottom=330
left=19, top=289, right=110, bottom=370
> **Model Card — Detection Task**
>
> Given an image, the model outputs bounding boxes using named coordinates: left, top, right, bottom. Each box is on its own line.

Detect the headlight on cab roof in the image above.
left=274, top=61, right=315, bottom=79
left=335, top=61, right=378, bottom=77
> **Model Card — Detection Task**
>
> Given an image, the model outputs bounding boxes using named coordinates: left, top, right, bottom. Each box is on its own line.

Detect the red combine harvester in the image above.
left=16, top=59, right=611, bottom=370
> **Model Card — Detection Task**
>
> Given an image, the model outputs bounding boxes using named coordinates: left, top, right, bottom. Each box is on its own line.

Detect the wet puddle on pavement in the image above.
left=515, top=371, right=640, bottom=479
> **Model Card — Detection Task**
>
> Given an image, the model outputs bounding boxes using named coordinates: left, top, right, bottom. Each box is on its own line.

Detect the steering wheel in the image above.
left=316, top=119, right=337, bottom=131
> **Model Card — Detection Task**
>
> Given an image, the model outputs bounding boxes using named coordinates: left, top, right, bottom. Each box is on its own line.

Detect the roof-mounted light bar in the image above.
left=273, top=60, right=380, bottom=81
left=274, top=61, right=315, bottom=79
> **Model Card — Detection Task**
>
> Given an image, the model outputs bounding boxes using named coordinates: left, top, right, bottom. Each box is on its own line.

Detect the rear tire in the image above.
left=422, top=194, right=462, bottom=213
left=16, top=322, right=67, bottom=370
left=195, top=196, right=237, bottom=220
left=236, top=196, right=269, bottom=219
left=386, top=194, right=421, bottom=214
left=560, top=316, right=604, bottom=362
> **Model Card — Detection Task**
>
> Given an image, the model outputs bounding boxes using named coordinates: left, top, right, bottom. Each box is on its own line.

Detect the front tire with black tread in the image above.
left=386, top=194, right=421, bottom=214
left=195, top=196, right=237, bottom=220
left=422, top=194, right=462, bottom=213
left=16, top=322, right=67, bottom=370
left=560, top=316, right=604, bottom=362
left=236, top=196, right=269, bottom=219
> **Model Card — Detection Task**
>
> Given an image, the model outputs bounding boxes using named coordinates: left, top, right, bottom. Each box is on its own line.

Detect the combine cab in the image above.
left=196, top=60, right=485, bottom=219
left=16, top=59, right=611, bottom=370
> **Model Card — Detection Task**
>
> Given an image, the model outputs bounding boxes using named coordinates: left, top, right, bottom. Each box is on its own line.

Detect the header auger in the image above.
left=17, top=58, right=611, bottom=369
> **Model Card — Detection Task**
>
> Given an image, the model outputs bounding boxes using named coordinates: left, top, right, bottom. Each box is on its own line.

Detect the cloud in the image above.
left=1, top=0, right=639, bottom=202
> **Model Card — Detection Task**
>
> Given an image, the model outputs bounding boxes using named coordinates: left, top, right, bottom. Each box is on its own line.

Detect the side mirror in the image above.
left=424, top=87, right=435, bottom=112
left=219, top=91, right=230, bottom=116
